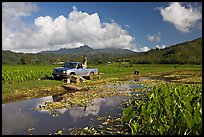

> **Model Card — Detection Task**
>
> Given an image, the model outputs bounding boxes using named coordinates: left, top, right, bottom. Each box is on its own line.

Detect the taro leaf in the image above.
left=152, top=107, right=157, bottom=115
left=159, top=126, right=164, bottom=135
left=161, top=117, right=166, bottom=124
left=184, top=111, right=194, bottom=129
left=164, top=124, right=170, bottom=131
left=173, top=106, right=178, bottom=118
left=149, top=115, right=153, bottom=123
left=194, top=108, right=202, bottom=125
left=182, top=100, right=192, bottom=114
left=83, top=127, right=89, bottom=131
left=136, top=101, right=144, bottom=113
left=122, top=106, right=136, bottom=123
left=55, top=130, right=63, bottom=135
left=149, top=93, right=154, bottom=100
left=164, top=97, right=171, bottom=108
left=102, top=121, right=109, bottom=125
left=184, top=129, right=189, bottom=135
left=166, top=109, right=173, bottom=117
left=174, top=87, right=179, bottom=96
left=147, top=103, right=153, bottom=113
left=190, top=96, right=199, bottom=106
left=106, top=127, right=113, bottom=131
left=130, top=121, right=140, bottom=135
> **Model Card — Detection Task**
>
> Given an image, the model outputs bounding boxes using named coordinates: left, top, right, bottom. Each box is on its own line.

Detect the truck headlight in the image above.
left=63, top=71, right=66, bottom=73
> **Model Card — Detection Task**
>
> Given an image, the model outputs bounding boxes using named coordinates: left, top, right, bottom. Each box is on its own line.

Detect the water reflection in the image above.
left=2, top=83, right=148, bottom=135
left=2, top=98, right=43, bottom=135
left=2, top=106, right=39, bottom=135
left=2, top=94, right=129, bottom=135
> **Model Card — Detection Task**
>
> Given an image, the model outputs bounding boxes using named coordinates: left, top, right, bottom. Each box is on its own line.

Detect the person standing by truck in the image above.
left=83, top=55, right=87, bottom=68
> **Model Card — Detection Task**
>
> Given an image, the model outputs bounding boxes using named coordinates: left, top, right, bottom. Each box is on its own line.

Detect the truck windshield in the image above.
left=63, top=62, right=77, bottom=69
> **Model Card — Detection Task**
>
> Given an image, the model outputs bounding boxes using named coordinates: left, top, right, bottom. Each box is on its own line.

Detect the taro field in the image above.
left=2, top=65, right=56, bottom=84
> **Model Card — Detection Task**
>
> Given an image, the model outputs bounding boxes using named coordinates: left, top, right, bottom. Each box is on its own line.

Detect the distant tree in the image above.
left=21, top=55, right=32, bottom=65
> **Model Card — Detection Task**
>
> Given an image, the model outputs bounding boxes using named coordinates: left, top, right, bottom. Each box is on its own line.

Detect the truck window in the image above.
left=63, top=62, right=77, bottom=69
left=77, top=63, right=83, bottom=69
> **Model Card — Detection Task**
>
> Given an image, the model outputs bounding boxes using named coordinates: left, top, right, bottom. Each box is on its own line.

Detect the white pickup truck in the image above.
left=52, top=62, right=98, bottom=80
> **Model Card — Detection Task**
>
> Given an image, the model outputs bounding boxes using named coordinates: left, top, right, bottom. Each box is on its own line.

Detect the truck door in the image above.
left=76, top=63, right=83, bottom=75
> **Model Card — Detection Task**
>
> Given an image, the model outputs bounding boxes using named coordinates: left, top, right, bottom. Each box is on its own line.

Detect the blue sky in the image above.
left=2, top=2, right=202, bottom=53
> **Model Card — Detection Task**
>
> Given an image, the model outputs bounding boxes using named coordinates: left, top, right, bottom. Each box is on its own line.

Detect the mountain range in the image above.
left=130, top=37, right=202, bottom=64
left=39, top=45, right=136, bottom=55
left=2, top=37, right=202, bottom=65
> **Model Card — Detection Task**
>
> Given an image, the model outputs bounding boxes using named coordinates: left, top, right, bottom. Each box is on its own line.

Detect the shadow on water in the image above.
left=2, top=81, right=149, bottom=135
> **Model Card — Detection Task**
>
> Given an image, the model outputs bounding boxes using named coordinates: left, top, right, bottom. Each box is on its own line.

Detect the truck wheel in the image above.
left=89, top=72, right=94, bottom=80
left=53, top=76, right=58, bottom=79
left=70, top=73, right=75, bottom=82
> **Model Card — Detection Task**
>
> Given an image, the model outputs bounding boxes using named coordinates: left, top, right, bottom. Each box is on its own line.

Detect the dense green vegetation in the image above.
left=2, top=49, right=132, bottom=65
left=2, top=63, right=201, bottom=84
left=129, top=37, right=202, bottom=65
left=2, top=37, right=202, bottom=65
left=2, top=65, right=56, bottom=84
left=122, top=83, right=202, bottom=135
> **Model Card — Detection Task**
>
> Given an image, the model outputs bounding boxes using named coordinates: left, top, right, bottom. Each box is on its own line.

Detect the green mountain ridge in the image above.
left=40, top=45, right=136, bottom=55
left=128, top=37, right=202, bottom=64
left=2, top=37, right=202, bottom=65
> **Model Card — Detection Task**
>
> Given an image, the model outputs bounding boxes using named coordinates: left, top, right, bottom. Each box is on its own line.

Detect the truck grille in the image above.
left=55, top=70, right=63, bottom=73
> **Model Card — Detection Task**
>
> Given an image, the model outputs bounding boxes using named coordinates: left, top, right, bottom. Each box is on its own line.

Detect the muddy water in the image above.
left=2, top=83, right=147, bottom=135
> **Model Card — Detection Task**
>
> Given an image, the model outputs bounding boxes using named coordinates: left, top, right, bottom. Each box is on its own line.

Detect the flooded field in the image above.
left=2, top=82, right=147, bottom=135
left=2, top=64, right=202, bottom=135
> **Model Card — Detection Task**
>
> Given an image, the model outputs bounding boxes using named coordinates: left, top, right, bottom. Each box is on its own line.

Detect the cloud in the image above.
left=147, top=33, right=161, bottom=42
left=2, top=2, right=38, bottom=31
left=2, top=3, right=137, bottom=53
left=156, top=44, right=166, bottom=49
left=133, top=46, right=151, bottom=52
left=69, top=98, right=105, bottom=120
left=158, top=2, right=202, bottom=33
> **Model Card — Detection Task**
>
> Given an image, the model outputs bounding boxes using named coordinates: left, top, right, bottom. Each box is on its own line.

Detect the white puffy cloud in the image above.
left=2, top=2, right=40, bottom=53
left=133, top=46, right=151, bottom=52
left=156, top=44, right=166, bottom=49
left=140, top=47, right=151, bottom=52
left=2, top=2, right=38, bottom=31
left=147, top=33, right=161, bottom=42
left=158, top=2, right=202, bottom=33
left=2, top=2, right=38, bottom=18
left=2, top=3, right=137, bottom=53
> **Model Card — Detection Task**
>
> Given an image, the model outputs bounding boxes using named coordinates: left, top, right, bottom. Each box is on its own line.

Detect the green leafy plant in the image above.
left=121, top=83, right=202, bottom=135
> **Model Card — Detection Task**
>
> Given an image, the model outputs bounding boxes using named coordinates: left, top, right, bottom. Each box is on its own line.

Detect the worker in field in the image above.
left=83, top=55, right=87, bottom=68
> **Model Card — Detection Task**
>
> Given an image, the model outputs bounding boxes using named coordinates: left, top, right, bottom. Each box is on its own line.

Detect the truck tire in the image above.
left=70, top=73, right=75, bottom=83
left=89, top=72, right=94, bottom=80
left=53, top=75, right=58, bottom=80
